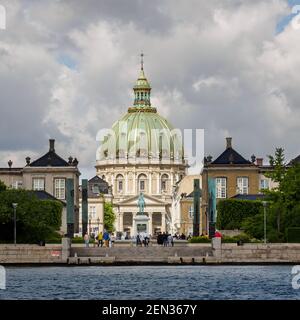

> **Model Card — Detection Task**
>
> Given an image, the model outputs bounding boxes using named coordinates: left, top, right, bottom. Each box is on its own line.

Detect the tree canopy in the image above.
left=242, top=148, right=300, bottom=242
left=0, top=189, right=63, bottom=243
left=104, top=201, right=115, bottom=233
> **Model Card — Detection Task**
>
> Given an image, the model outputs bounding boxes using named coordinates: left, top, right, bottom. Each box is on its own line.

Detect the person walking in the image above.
left=83, top=233, right=89, bottom=248
left=97, top=232, right=103, bottom=247
left=103, top=230, right=110, bottom=247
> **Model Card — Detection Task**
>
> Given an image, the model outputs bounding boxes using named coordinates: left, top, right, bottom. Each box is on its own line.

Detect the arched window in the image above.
left=116, top=174, right=124, bottom=193
left=161, top=174, right=169, bottom=192
left=138, top=174, right=147, bottom=192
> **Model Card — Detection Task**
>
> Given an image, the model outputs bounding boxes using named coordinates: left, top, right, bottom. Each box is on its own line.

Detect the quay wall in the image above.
left=0, top=244, right=63, bottom=264
left=1, top=240, right=300, bottom=264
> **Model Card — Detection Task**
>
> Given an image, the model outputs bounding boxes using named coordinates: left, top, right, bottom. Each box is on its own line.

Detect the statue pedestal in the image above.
left=133, top=214, right=150, bottom=237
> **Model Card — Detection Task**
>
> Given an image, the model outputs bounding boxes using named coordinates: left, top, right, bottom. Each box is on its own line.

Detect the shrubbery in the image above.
left=189, top=236, right=210, bottom=243
left=216, top=199, right=263, bottom=230
left=0, top=189, right=62, bottom=243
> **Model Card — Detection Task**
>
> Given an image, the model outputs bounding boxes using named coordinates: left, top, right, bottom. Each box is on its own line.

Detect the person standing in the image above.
left=163, top=232, right=168, bottom=247
left=103, top=230, right=109, bottom=247
left=98, top=232, right=103, bottom=247
left=136, top=234, right=141, bottom=246
left=83, top=233, right=89, bottom=248
left=168, top=234, right=174, bottom=247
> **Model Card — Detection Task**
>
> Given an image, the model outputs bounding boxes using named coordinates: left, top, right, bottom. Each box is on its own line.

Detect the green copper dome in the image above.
left=99, top=64, right=184, bottom=162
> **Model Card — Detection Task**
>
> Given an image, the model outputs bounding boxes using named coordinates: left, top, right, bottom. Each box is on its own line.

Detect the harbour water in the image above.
left=0, top=265, right=299, bottom=300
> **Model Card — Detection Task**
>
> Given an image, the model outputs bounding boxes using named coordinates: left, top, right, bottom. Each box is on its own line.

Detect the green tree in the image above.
left=104, top=201, right=116, bottom=233
left=265, top=147, right=286, bottom=233
left=0, top=189, right=62, bottom=243
left=243, top=162, right=300, bottom=242
left=0, top=180, right=6, bottom=192
left=216, top=199, right=262, bottom=230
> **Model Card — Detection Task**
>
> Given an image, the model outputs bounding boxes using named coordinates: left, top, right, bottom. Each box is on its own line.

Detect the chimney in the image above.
left=49, top=139, right=55, bottom=152
left=256, top=158, right=263, bottom=166
left=226, top=137, right=232, bottom=149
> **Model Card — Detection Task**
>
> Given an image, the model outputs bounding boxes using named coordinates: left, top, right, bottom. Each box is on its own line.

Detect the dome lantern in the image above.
left=129, top=53, right=156, bottom=113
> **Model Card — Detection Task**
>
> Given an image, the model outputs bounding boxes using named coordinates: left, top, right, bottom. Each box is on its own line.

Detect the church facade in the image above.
left=95, top=61, right=187, bottom=237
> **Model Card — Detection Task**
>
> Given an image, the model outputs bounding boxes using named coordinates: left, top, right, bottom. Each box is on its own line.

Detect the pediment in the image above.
left=116, top=194, right=167, bottom=206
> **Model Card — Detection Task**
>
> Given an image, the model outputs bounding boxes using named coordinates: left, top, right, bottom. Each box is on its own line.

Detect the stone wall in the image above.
left=2, top=241, right=300, bottom=264
left=0, top=245, right=63, bottom=264
left=212, top=243, right=300, bottom=263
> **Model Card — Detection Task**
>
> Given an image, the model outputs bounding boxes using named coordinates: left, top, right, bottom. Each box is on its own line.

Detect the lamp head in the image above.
left=12, top=203, right=18, bottom=209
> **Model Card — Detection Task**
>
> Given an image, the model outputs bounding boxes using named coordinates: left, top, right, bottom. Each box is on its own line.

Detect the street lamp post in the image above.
left=262, top=201, right=268, bottom=244
left=89, top=214, right=92, bottom=235
left=12, top=203, right=18, bottom=245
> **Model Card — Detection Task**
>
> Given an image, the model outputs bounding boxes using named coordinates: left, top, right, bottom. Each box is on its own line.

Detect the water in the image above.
left=0, top=265, right=299, bottom=300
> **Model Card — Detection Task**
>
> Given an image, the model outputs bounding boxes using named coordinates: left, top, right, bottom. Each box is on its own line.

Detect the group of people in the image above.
left=135, top=233, right=150, bottom=247
left=83, top=230, right=112, bottom=248
left=157, top=232, right=174, bottom=246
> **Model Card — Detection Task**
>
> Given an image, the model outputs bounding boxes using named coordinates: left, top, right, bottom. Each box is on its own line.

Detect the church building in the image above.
left=95, top=58, right=187, bottom=237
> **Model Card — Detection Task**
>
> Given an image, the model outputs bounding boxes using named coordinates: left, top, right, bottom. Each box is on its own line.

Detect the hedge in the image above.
left=216, top=199, right=263, bottom=230
left=286, top=227, right=300, bottom=243
left=0, top=189, right=62, bottom=243
left=189, top=236, right=211, bottom=243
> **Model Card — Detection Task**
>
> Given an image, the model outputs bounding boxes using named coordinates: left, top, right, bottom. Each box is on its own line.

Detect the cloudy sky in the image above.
left=0, top=0, right=300, bottom=179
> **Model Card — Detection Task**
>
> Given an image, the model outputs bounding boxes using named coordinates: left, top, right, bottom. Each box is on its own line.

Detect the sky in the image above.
left=0, top=0, right=300, bottom=180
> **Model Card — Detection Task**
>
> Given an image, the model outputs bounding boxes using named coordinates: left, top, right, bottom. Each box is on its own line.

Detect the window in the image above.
left=12, top=181, right=23, bottom=189
left=116, top=174, right=124, bottom=193
left=216, top=177, right=227, bottom=198
left=140, top=180, right=145, bottom=191
left=260, top=179, right=269, bottom=190
left=54, top=178, right=65, bottom=200
left=161, top=174, right=168, bottom=192
left=89, top=206, right=96, bottom=219
left=138, top=174, right=147, bottom=192
left=92, top=184, right=100, bottom=194
left=237, top=177, right=249, bottom=194
left=118, top=180, right=123, bottom=192
left=33, top=178, right=45, bottom=191
left=189, top=205, right=194, bottom=219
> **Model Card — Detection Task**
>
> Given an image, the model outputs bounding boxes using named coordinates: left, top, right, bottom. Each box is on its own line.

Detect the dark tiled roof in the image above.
left=211, top=147, right=251, bottom=165
left=89, top=176, right=106, bottom=183
left=231, top=194, right=265, bottom=201
left=29, top=151, right=69, bottom=167
left=79, top=176, right=109, bottom=198
left=32, top=190, right=66, bottom=205
left=289, top=155, right=300, bottom=166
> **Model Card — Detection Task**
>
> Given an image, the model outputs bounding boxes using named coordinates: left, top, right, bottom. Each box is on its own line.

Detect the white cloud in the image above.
left=0, top=0, right=299, bottom=178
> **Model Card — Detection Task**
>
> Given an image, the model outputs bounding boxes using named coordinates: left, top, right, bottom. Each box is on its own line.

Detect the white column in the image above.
left=157, top=173, right=160, bottom=195
left=125, top=172, right=128, bottom=194
left=111, top=174, right=115, bottom=195
left=149, top=172, right=152, bottom=195
left=119, top=213, right=124, bottom=232
left=149, top=213, right=153, bottom=236
left=161, top=212, right=166, bottom=232
left=133, top=212, right=137, bottom=235
left=170, top=172, right=174, bottom=192
left=133, top=172, right=137, bottom=195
